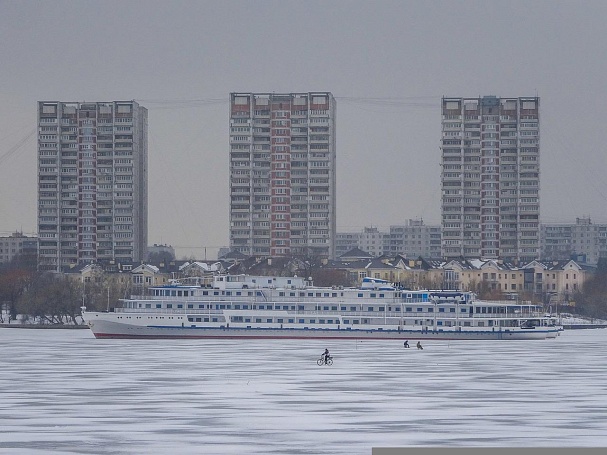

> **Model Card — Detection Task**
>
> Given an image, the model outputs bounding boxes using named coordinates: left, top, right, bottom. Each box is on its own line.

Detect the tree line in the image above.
left=572, top=258, right=607, bottom=319
left=0, top=255, right=131, bottom=325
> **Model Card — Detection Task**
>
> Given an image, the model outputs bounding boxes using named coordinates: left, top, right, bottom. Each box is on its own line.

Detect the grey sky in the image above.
left=1, top=0, right=606, bottom=259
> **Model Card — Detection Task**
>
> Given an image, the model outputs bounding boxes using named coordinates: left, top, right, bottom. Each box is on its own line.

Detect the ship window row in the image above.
left=153, top=289, right=266, bottom=297
left=240, top=317, right=292, bottom=324
left=181, top=317, right=484, bottom=327
left=357, top=293, right=392, bottom=298
left=403, top=307, right=467, bottom=313
left=228, top=316, right=342, bottom=324
left=136, top=301, right=470, bottom=313
left=152, top=289, right=411, bottom=299
left=145, top=303, right=185, bottom=309
left=187, top=317, right=218, bottom=323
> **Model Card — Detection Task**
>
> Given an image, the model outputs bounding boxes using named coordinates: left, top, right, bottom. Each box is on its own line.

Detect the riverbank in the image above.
left=563, top=324, right=607, bottom=330
left=561, top=316, right=607, bottom=330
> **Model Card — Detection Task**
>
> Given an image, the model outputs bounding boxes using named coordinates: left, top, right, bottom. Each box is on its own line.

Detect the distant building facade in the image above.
left=388, top=220, right=441, bottom=258
left=37, top=101, right=148, bottom=271
left=0, top=232, right=38, bottom=264
left=541, top=217, right=607, bottom=265
left=334, top=232, right=361, bottom=259
left=335, top=221, right=441, bottom=259
left=358, top=227, right=390, bottom=258
left=229, top=92, right=336, bottom=259
left=320, top=256, right=589, bottom=304
left=441, top=96, right=540, bottom=263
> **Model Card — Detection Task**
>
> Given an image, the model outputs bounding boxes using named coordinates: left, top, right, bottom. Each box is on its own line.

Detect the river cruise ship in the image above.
left=82, top=275, right=562, bottom=340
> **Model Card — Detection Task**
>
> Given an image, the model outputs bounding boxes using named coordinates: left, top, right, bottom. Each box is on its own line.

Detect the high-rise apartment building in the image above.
left=37, top=101, right=148, bottom=271
left=441, top=96, right=540, bottom=263
left=229, top=92, right=336, bottom=258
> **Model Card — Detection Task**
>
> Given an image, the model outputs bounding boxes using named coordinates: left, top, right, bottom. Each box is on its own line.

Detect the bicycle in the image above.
left=317, top=356, right=333, bottom=366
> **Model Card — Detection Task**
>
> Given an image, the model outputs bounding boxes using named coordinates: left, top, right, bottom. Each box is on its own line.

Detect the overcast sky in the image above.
left=1, top=0, right=606, bottom=259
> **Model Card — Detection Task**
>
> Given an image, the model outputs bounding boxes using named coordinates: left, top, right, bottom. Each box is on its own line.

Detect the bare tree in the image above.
left=17, top=274, right=83, bottom=325
left=573, top=258, right=607, bottom=319
left=81, top=274, right=133, bottom=312
left=0, top=263, right=36, bottom=323
left=147, top=250, right=175, bottom=265
left=310, top=269, right=351, bottom=287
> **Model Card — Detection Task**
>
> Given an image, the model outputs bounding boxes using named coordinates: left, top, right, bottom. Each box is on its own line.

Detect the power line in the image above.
left=336, top=96, right=438, bottom=108
left=171, top=245, right=226, bottom=249
left=132, top=96, right=441, bottom=111
left=0, top=127, right=36, bottom=167
left=134, top=98, right=227, bottom=110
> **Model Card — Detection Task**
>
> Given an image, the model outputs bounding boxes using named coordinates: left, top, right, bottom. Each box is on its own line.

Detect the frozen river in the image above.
left=1, top=328, right=606, bottom=454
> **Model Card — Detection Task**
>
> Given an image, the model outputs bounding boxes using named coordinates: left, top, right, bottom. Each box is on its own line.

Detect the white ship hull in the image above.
left=85, top=316, right=560, bottom=341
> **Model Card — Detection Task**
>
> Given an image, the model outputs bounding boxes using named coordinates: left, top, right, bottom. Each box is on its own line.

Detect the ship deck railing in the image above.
left=111, top=307, right=548, bottom=319
left=125, top=295, right=541, bottom=311
left=126, top=295, right=405, bottom=304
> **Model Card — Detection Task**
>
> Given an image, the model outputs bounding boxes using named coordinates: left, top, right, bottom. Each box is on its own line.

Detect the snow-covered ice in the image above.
left=1, top=328, right=606, bottom=454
